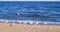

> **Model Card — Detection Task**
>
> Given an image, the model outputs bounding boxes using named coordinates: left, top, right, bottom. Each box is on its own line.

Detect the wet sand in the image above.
left=0, top=23, right=60, bottom=32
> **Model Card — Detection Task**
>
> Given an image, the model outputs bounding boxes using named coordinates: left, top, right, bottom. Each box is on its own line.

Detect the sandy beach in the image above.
left=0, top=23, right=60, bottom=32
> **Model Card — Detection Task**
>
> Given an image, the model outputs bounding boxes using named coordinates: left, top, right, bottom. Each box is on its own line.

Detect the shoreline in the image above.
left=0, top=20, right=60, bottom=25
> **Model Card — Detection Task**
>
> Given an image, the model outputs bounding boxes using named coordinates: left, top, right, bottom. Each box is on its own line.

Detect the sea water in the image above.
left=0, top=1, right=60, bottom=24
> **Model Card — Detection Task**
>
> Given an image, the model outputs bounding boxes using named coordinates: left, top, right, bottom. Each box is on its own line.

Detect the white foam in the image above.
left=0, top=19, right=60, bottom=25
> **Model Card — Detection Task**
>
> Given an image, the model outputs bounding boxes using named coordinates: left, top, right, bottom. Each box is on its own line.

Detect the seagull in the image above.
left=44, top=22, right=48, bottom=24
left=5, top=20, right=8, bottom=23
left=36, top=22, right=39, bottom=24
left=19, top=21, right=23, bottom=24
left=10, top=22, right=14, bottom=26
left=24, top=21, right=28, bottom=24
left=30, top=22, right=34, bottom=24
left=17, top=12, right=20, bottom=16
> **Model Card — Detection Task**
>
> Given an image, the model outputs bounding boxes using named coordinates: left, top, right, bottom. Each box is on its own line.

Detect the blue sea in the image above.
left=0, top=1, right=60, bottom=23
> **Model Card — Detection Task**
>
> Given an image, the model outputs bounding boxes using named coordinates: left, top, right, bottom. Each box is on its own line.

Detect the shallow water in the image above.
left=0, top=1, right=60, bottom=22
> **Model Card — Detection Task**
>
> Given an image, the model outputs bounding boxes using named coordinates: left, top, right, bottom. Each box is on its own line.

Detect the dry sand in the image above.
left=0, top=23, right=60, bottom=32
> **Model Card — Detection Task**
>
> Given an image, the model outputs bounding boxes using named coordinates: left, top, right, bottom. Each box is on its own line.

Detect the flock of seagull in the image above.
left=0, top=19, right=60, bottom=26
left=0, top=19, right=48, bottom=25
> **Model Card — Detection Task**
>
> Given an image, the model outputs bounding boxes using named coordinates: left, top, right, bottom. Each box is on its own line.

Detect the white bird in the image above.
left=36, top=22, right=39, bottom=24
left=10, top=23, right=14, bottom=26
left=44, top=22, right=48, bottom=24
left=19, top=21, right=23, bottom=24
left=24, top=21, right=28, bottom=24
left=30, top=22, right=34, bottom=24
left=5, top=20, right=8, bottom=23
left=17, top=12, right=20, bottom=16
left=12, top=23, right=14, bottom=25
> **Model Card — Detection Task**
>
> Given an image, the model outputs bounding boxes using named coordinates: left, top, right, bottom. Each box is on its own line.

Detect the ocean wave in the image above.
left=0, top=2, right=60, bottom=22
